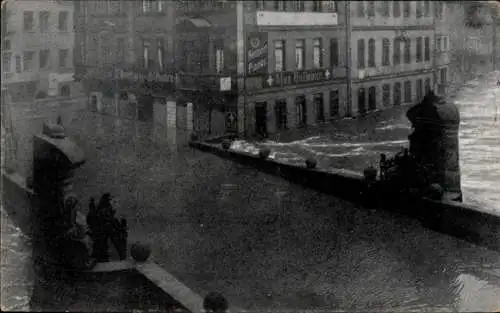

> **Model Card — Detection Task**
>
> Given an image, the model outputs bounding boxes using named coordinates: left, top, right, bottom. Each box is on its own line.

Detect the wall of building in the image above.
left=2, top=0, right=75, bottom=99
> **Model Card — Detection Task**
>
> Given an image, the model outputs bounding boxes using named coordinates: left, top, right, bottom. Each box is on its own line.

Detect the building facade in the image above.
left=75, top=1, right=459, bottom=138
left=1, top=0, right=76, bottom=101
left=350, top=1, right=446, bottom=117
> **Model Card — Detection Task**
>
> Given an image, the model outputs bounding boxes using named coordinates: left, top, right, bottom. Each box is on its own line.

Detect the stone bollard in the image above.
left=305, top=157, right=317, bottom=169
left=258, top=147, right=271, bottom=159
left=427, top=183, right=444, bottom=201
left=203, top=292, right=229, bottom=313
left=221, top=139, right=231, bottom=150
left=363, top=166, right=378, bottom=183
left=131, top=242, right=151, bottom=262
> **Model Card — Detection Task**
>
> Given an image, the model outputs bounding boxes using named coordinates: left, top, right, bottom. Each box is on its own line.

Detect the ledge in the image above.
left=189, top=140, right=500, bottom=251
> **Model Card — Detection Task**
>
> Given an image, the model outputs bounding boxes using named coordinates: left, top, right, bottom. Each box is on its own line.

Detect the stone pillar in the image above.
left=166, top=100, right=177, bottom=128
left=186, top=102, right=193, bottom=132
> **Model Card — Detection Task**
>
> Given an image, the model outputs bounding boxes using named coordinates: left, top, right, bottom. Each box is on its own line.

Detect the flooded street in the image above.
left=3, top=100, right=500, bottom=310
left=250, top=70, right=500, bottom=213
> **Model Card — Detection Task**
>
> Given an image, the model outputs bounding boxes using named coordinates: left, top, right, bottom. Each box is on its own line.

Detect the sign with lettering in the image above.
left=247, top=32, right=268, bottom=74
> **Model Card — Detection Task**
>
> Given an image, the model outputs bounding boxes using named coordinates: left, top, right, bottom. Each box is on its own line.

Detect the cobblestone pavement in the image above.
left=4, top=98, right=500, bottom=311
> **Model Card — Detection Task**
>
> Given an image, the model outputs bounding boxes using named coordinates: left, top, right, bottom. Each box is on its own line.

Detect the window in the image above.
left=393, top=37, right=401, bottom=65
left=313, top=0, right=322, bottom=12
left=404, top=1, right=410, bottom=17
left=2, top=52, right=12, bottom=73
left=24, top=11, right=34, bottom=31
left=216, top=48, right=224, bottom=73
left=443, top=37, right=448, bottom=50
left=142, top=0, right=153, bottom=13
left=59, top=49, right=69, bottom=68
left=275, top=99, right=288, bottom=130
left=156, top=0, right=165, bottom=12
left=416, top=79, right=423, bottom=101
left=404, top=80, right=412, bottom=103
left=313, top=38, right=323, bottom=68
left=424, top=37, right=430, bottom=61
left=436, top=2, right=443, bottom=19
left=416, top=1, right=422, bottom=17
left=143, top=40, right=150, bottom=69
left=256, top=0, right=265, bottom=9
left=440, top=68, right=447, bottom=84
left=382, top=38, right=390, bottom=66
left=315, top=93, right=325, bottom=122
left=330, top=38, right=339, bottom=68
left=330, top=90, right=339, bottom=117
left=39, top=11, right=50, bottom=32
left=295, top=40, right=305, bottom=70
left=424, top=1, right=430, bottom=17
left=404, top=38, right=411, bottom=64
left=357, top=1, right=365, bottom=17
left=117, top=38, right=125, bottom=63
left=368, top=86, right=376, bottom=111
left=382, top=1, right=390, bottom=17
left=39, top=50, right=50, bottom=69
left=382, top=84, right=391, bottom=106
left=274, top=0, right=285, bottom=11
left=296, top=96, right=306, bottom=126
left=436, top=37, right=442, bottom=52
left=357, top=39, right=365, bottom=69
left=15, top=55, right=22, bottom=73
left=292, top=0, right=304, bottom=11
left=393, top=1, right=401, bottom=17
left=58, top=11, right=68, bottom=31
left=157, top=38, right=165, bottom=69
left=274, top=40, right=285, bottom=72
left=367, top=1, right=375, bottom=17
left=416, top=37, right=422, bottom=63
left=358, top=88, right=366, bottom=115
left=368, top=38, right=375, bottom=68
left=425, top=78, right=431, bottom=94
left=3, top=39, right=11, bottom=50
left=393, top=82, right=402, bottom=106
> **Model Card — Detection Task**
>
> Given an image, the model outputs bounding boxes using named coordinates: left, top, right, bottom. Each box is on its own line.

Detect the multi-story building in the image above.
left=173, top=0, right=342, bottom=137
left=350, top=1, right=444, bottom=116
left=1, top=0, right=76, bottom=101
left=76, top=1, right=456, bottom=138
left=74, top=0, right=176, bottom=120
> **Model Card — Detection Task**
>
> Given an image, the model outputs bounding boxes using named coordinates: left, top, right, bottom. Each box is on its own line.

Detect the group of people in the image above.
left=86, top=193, right=128, bottom=262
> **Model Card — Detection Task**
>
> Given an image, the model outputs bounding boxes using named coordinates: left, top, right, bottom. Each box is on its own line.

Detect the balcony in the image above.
left=255, top=10, right=338, bottom=26
left=245, top=68, right=333, bottom=92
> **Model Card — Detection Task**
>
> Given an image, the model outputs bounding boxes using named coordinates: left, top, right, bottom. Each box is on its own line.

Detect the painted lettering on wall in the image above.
left=247, top=32, right=268, bottom=74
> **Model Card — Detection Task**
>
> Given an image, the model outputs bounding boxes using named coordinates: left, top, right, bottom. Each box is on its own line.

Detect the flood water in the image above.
left=2, top=73, right=500, bottom=311
left=2, top=110, right=500, bottom=311
left=247, top=70, right=500, bottom=213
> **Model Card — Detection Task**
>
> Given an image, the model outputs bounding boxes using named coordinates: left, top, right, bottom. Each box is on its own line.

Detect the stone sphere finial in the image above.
left=131, top=242, right=151, bottom=262
left=203, top=292, right=228, bottom=313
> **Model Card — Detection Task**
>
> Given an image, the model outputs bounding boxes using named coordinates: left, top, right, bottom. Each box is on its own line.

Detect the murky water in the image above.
left=236, top=71, right=500, bottom=213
